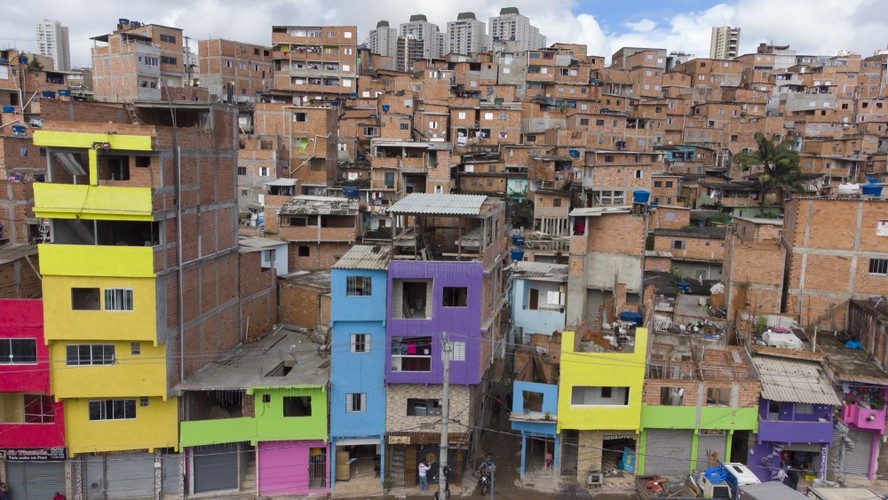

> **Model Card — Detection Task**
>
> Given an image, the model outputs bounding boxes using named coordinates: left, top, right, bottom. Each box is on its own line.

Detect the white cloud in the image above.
left=624, top=19, right=657, bottom=33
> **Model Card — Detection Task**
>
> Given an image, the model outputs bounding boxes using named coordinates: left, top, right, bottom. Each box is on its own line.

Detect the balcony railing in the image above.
left=841, top=403, right=887, bottom=433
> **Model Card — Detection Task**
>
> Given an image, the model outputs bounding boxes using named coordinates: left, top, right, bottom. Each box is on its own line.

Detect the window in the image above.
left=160, top=56, right=177, bottom=65
left=350, top=334, right=369, bottom=353
left=20, top=147, right=28, bottom=157
left=66, top=344, right=115, bottom=366
left=283, top=396, right=312, bottom=417
left=89, top=399, right=136, bottom=420
left=293, top=112, right=307, bottom=122
left=596, top=119, right=605, bottom=126
left=604, top=155, right=614, bottom=163
left=391, top=336, right=432, bottom=372
left=449, top=341, right=466, bottom=361
left=571, top=386, right=630, bottom=406
left=870, top=258, right=888, bottom=275
left=522, top=391, right=544, bottom=412
left=795, top=403, right=813, bottom=414
left=259, top=167, right=269, bottom=177
left=131, top=342, right=141, bottom=355
left=672, top=240, right=685, bottom=250
left=237, top=166, right=247, bottom=176
left=654, top=181, right=662, bottom=188
left=660, top=387, right=685, bottom=406
left=392, top=279, right=431, bottom=319
left=706, top=388, right=729, bottom=406
left=553, top=198, right=562, bottom=207
left=878, top=220, right=888, bottom=237
left=407, top=398, right=441, bottom=416
left=104, top=289, right=133, bottom=311
left=346, top=393, right=366, bottom=413
left=159, top=33, right=177, bottom=44
left=580, top=118, right=589, bottom=125
left=399, top=123, right=409, bottom=130
left=72, top=288, right=100, bottom=310
left=443, top=287, right=467, bottom=307
left=24, top=394, right=54, bottom=423
left=384, top=172, right=395, bottom=188
left=298, top=245, right=310, bottom=257
left=347, top=276, right=372, bottom=296
left=665, top=181, right=673, bottom=188
left=0, top=338, right=37, bottom=364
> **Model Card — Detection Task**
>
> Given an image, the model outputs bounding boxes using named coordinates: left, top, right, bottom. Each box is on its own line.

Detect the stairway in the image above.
left=759, top=442, right=785, bottom=480
left=390, top=446, right=406, bottom=487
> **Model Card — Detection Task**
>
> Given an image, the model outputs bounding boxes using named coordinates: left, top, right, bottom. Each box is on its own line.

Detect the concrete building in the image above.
left=369, top=20, right=398, bottom=57
left=32, top=100, right=240, bottom=498
left=399, top=14, right=442, bottom=60
left=710, top=26, right=741, bottom=60
left=488, top=7, right=546, bottom=52
left=36, top=19, right=70, bottom=71
left=446, top=12, right=486, bottom=56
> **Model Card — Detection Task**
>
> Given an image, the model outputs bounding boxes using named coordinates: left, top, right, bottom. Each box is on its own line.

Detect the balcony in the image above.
left=39, top=244, right=155, bottom=278
left=757, top=417, right=834, bottom=444
left=34, top=183, right=154, bottom=221
left=180, top=417, right=258, bottom=447
left=841, top=403, right=887, bottom=433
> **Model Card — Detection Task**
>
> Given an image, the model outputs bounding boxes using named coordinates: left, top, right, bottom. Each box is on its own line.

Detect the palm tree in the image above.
left=734, top=132, right=803, bottom=209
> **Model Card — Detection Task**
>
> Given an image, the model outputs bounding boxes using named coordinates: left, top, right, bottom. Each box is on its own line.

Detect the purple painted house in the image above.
left=382, top=193, right=508, bottom=488
left=750, top=354, right=841, bottom=483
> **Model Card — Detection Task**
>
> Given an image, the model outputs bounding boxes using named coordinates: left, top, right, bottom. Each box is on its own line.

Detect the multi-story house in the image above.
left=328, top=245, right=390, bottom=494
left=510, top=261, right=568, bottom=343
left=271, top=25, right=358, bottom=99
left=91, top=21, right=189, bottom=102
left=749, top=352, right=840, bottom=482
left=32, top=101, right=240, bottom=498
left=723, top=217, right=786, bottom=321
left=556, top=325, right=649, bottom=483
left=639, top=343, right=759, bottom=477
left=197, top=39, right=272, bottom=103
left=0, top=299, right=68, bottom=497
left=510, top=381, right=559, bottom=480
left=651, top=226, right=726, bottom=280
left=383, top=193, right=507, bottom=488
left=178, top=329, right=330, bottom=496
left=265, top=195, right=360, bottom=271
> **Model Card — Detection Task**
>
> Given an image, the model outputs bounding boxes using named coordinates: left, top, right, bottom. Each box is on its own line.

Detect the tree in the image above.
left=734, top=132, right=803, bottom=208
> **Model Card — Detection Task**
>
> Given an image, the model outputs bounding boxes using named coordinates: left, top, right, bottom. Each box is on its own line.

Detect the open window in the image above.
left=283, top=396, right=312, bottom=417
left=443, top=287, right=467, bottom=307
left=407, top=398, right=442, bottom=416
left=392, top=279, right=432, bottom=319
left=97, top=154, right=130, bottom=181
left=391, top=336, right=432, bottom=372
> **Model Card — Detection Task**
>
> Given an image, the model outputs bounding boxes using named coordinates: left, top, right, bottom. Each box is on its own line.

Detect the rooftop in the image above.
left=238, top=236, right=288, bottom=253
left=752, top=354, right=841, bottom=405
left=278, top=270, right=331, bottom=289
left=0, top=243, right=38, bottom=265
left=278, top=196, right=359, bottom=216
left=388, top=193, right=488, bottom=216
left=509, top=261, right=568, bottom=283
left=177, top=328, right=329, bottom=392
left=332, top=245, right=390, bottom=271
left=817, top=332, right=888, bottom=385
left=569, top=206, right=631, bottom=217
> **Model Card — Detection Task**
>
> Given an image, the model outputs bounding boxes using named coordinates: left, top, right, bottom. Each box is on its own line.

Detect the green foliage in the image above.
left=645, top=233, right=655, bottom=251
left=27, top=55, right=43, bottom=71
left=733, top=132, right=804, bottom=206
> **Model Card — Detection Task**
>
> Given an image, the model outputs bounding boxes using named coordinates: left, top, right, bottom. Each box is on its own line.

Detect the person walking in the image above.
left=545, top=450, right=553, bottom=470
left=418, top=461, right=430, bottom=491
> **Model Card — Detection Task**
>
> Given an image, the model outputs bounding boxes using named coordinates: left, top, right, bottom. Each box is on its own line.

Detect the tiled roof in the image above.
left=752, top=355, right=842, bottom=405
left=388, top=193, right=487, bottom=215
left=333, top=245, right=390, bottom=270
left=279, top=196, right=359, bottom=216
left=510, top=261, right=568, bottom=283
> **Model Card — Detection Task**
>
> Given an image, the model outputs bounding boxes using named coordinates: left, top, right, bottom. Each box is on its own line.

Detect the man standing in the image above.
left=418, top=461, right=430, bottom=491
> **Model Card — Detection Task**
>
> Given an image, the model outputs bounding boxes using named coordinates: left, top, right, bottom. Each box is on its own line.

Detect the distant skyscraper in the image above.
left=710, top=26, right=741, bottom=60
left=400, top=14, right=443, bottom=60
left=446, top=12, right=486, bottom=56
left=369, top=20, right=398, bottom=57
left=36, top=19, right=71, bottom=71
left=488, top=7, right=546, bottom=52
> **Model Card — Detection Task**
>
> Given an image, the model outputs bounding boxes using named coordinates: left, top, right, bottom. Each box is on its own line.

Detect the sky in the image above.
left=2, top=0, right=887, bottom=68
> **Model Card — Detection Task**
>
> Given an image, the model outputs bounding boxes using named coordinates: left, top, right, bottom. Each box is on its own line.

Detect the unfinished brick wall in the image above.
left=278, top=280, right=328, bottom=329
left=239, top=251, right=278, bottom=342
left=0, top=256, right=41, bottom=299
left=653, top=234, right=725, bottom=263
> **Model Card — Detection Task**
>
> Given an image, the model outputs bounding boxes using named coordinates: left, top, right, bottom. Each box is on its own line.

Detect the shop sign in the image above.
left=0, top=448, right=67, bottom=461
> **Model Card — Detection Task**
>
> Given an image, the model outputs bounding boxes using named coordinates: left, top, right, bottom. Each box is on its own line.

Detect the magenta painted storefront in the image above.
left=258, top=441, right=329, bottom=495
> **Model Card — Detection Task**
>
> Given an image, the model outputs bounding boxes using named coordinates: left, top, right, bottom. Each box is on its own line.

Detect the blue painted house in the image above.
left=510, top=381, right=559, bottom=479
left=510, top=261, right=568, bottom=344
left=329, top=245, right=391, bottom=494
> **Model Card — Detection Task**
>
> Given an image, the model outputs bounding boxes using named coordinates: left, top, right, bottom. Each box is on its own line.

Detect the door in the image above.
left=845, top=428, right=874, bottom=476
left=309, top=447, right=327, bottom=490
left=529, top=288, right=539, bottom=310
left=161, top=453, right=180, bottom=495
left=560, top=430, right=578, bottom=476
left=645, top=429, right=693, bottom=476
left=697, top=432, right=727, bottom=471
left=5, top=461, right=66, bottom=500
left=106, top=452, right=154, bottom=498
left=192, top=444, right=239, bottom=494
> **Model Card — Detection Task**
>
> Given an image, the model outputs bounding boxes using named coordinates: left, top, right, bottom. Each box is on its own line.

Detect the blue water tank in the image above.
left=510, top=248, right=524, bottom=261
left=619, top=311, right=643, bottom=326
left=867, top=176, right=878, bottom=184
left=632, top=190, right=650, bottom=204
left=2, top=105, right=13, bottom=113
left=342, top=186, right=359, bottom=198
left=381, top=104, right=390, bottom=112
left=862, top=183, right=883, bottom=196
left=677, top=281, right=691, bottom=293
left=511, top=235, right=525, bottom=247
left=58, top=89, right=70, bottom=97
left=11, top=125, right=26, bottom=135
left=41, top=91, right=56, bottom=98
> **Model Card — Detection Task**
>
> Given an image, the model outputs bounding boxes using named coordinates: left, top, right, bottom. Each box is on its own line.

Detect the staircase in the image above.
left=390, top=446, right=406, bottom=487
left=759, top=442, right=785, bottom=480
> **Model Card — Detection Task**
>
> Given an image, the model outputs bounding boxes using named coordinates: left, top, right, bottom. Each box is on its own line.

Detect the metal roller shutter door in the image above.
left=696, top=433, right=727, bottom=471
left=161, top=454, right=181, bottom=495
left=5, top=461, right=67, bottom=500
left=193, top=444, right=239, bottom=494
left=845, top=428, right=874, bottom=476
left=106, top=452, right=155, bottom=499
left=645, top=429, right=693, bottom=476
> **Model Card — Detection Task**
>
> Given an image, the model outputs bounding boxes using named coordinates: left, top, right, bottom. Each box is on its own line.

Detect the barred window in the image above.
left=350, top=334, right=369, bottom=353
left=346, top=276, right=371, bottom=296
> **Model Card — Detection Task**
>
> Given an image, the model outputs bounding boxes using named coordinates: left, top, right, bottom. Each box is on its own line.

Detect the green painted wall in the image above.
left=252, top=387, right=328, bottom=442
left=180, top=417, right=258, bottom=447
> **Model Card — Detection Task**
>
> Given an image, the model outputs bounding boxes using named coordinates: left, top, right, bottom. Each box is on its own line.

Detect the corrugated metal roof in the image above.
left=569, top=206, right=631, bottom=217
left=752, top=356, right=842, bottom=405
left=388, top=193, right=487, bottom=215
left=279, top=196, right=358, bottom=216
left=510, top=261, right=568, bottom=282
left=0, top=243, right=37, bottom=265
left=333, top=245, right=390, bottom=270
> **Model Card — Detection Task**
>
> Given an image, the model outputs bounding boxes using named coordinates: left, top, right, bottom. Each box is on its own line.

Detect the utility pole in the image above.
left=438, top=333, right=452, bottom=499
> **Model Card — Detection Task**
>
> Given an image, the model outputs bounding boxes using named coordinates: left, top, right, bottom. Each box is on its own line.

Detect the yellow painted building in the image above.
left=33, top=129, right=178, bottom=455
left=557, top=328, right=648, bottom=483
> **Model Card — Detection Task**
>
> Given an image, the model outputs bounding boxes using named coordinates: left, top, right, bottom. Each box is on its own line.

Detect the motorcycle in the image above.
left=478, top=470, right=490, bottom=495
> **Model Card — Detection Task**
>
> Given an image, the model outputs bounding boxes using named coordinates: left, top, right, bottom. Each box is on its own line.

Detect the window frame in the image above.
left=0, top=338, right=38, bottom=365
left=869, top=258, right=888, bottom=275
left=350, top=333, right=369, bottom=353
left=104, top=288, right=134, bottom=312
left=66, top=344, right=116, bottom=366
left=346, top=392, right=366, bottom=413
left=346, top=276, right=372, bottom=296
left=88, top=399, right=136, bottom=421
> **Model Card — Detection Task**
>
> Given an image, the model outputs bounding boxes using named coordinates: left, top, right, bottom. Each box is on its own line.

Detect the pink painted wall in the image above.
left=258, top=440, right=328, bottom=495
